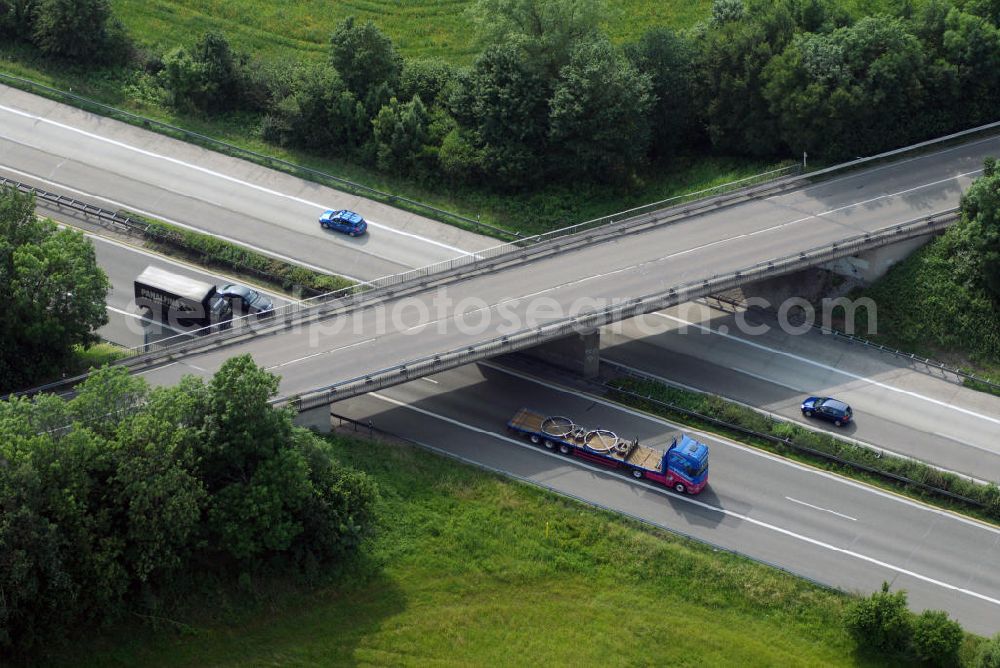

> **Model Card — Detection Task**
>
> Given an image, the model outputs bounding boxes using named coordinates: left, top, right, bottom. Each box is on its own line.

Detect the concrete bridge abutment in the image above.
left=522, top=328, right=601, bottom=378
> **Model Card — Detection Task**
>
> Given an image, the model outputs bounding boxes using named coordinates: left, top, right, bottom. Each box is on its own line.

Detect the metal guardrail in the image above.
left=281, top=211, right=958, bottom=409
left=0, top=73, right=514, bottom=239
left=705, top=294, right=1000, bottom=394
left=604, top=365, right=989, bottom=508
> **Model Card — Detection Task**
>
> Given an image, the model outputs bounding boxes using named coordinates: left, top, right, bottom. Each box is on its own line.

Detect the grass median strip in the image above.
left=125, top=212, right=355, bottom=297
left=607, top=377, right=1000, bottom=525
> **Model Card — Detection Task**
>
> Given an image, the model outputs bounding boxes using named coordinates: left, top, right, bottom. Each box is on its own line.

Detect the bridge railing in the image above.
left=284, top=211, right=958, bottom=408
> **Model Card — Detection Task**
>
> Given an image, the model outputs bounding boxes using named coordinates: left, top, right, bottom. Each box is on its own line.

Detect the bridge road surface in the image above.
left=330, top=361, right=1000, bottom=635
left=133, top=132, right=998, bottom=404
left=0, top=83, right=495, bottom=280
left=601, top=304, right=1000, bottom=482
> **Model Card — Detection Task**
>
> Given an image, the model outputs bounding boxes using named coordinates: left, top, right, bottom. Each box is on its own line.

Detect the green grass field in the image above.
left=48, top=432, right=904, bottom=667
left=111, top=0, right=714, bottom=65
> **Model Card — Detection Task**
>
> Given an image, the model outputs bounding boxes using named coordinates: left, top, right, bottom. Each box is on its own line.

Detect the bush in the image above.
left=912, top=609, right=963, bottom=666
left=32, top=0, right=115, bottom=63
left=139, top=217, right=353, bottom=295
left=976, top=633, right=1000, bottom=668
left=843, top=582, right=913, bottom=654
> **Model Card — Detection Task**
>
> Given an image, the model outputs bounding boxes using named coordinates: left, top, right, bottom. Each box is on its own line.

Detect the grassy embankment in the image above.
left=47, top=431, right=917, bottom=667
left=852, top=226, right=1000, bottom=389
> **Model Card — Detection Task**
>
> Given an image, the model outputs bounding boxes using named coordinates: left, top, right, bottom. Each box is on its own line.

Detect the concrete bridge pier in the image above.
left=523, top=328, right=601, bottom=378
left=293, top=404, right=332, bottom=433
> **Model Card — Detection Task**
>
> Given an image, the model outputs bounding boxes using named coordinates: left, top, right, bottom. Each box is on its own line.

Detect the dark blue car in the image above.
left=801, top=397, right=853, bottom=427
left=319, top=209, right=367, bottom=236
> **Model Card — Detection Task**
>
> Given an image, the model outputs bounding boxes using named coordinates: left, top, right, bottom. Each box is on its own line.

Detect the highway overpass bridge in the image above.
left=95, top=129, right=990, bottom=423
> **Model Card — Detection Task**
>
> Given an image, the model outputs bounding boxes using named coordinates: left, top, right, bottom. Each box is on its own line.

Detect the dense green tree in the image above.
left=329, top=16, right=403, bottom=102
left=941, top=8, right=1000, bottom=125
left=0, top=188, right=109, bottom=393
left=32, top=0, right=113, bottom=62
left=625, top=27, right=699, bottom=160
left=468, top=0, right=603, bottom=79
left=400, top=58, right=457, bottom=108
left=265, top=64, right=368, bottom=152
left=192, top=31, right=241, bottom=111
left=450, top=43, right=551, bottom=186
left=692, top=0, right=796, bottom=156
left=372, top=96, right=430, bottom=174
left=160, top=32, right=244, bottom=113
left=787, top=0, right=852, bottom=33
left=549, top=38, right=652, bottom=182
left=0, top=0, right=37, bottom=40
left=0, top=357, right=377, bottom=655
left=763, top=15, right=927, bottom=160
left=964, top=0, right=1000, bottom=24
left=957, top=157, right=1000, bottom=301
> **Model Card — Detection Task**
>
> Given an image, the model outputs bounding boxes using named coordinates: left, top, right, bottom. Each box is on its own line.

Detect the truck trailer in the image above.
left=134, top=265, right=232, bottom=331
left=507, top=408, right=709, bottom=494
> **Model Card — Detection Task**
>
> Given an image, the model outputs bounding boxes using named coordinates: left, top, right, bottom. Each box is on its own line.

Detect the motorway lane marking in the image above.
left=654, top=313, right=1000, bottom=428
left=266, top=337, right=373, bottom=370
left=367, top=391, right=1000, bottom=608
left=2, top=161, right=364, bottom=281
left=483, top=361, right=1000, bottom=535
left=0, top=104, right=473, bottom=256
left=785, top=496, right=857, bottom=521
left=421, top=377, right=439, bottom=384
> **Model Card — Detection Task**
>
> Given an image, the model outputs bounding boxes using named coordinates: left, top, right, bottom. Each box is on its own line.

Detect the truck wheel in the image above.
left=543, top=439, right=555, bottom=450
left=559, top=444, right=571, bottom=455
left=530, top=434, right=540, bottom=444
left=674, top=482, right=686, bottom=494
left=631, top=469, right=643, bottom=479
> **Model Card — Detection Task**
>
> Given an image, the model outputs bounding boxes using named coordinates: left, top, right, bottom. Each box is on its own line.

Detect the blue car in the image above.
left=319, top=209, right=367, bottom=236
left=801, top=396, right=853, bottom=427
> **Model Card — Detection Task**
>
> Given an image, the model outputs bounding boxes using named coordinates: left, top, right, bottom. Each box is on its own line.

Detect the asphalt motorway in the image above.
left=0, top=84, right=494, bottom=281
left=331, top=361, right=1000, bottom=635
left=601, top=303, right=1000, bottom=482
